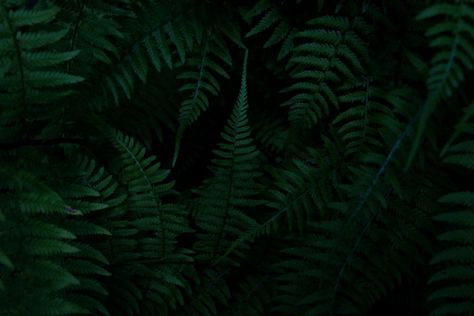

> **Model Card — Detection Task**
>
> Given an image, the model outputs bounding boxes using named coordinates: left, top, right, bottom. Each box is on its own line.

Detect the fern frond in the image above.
left=173, top=32, right=233, bottom=166
left=58, top=149, right=192, bottom=315
left=0, top=2, right=83, bottom=121
left=265, top=147, right=337, bottom=232
left=218, top=138, right=344, bottom=261
left=107, top=73, right=179, bottom=147
left=243, top=0, right=296, bottom=60
left=252, top=115, right=288, bottom=155
left=108, top=129, right=186, bottom=257
left=283, top=15, right=369, bottom=128
left=406, top=1, right=474, bottom=169
left=273, top=183, right=436, bottom=315
left=0, top=165, right=84, bottom=315
left=175, top=267, right=231, bottom=316
left=192, top=51, right=262, bottom=264
left=428, top=105, right=474, bottom=315
left=57, top=0, right=128, bottom=74
left=333, top=80, right=405, bottom=158
left=91, top=131, right=190, bottom=312
left=87, top=1, right=207, bottom=109
left=265, top=114, right=432, bottom=315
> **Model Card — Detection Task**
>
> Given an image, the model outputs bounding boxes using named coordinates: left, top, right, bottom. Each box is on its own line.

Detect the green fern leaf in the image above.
left=428, top=107, right=474, bottom=315
left=108, top=129, right=186, bottom=258
left=243, top=0, right=296, bottom=60
left=173, top=33, right=233, bottom=166
left=193, top=50, right=262, bottom=263
left=406, top=2, right=474, bottom=170
left=283, top=15, right=369, bottom=128
left=0, top=248, right=13, bottom=269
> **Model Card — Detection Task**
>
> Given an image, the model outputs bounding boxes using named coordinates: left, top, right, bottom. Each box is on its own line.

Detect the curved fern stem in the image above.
left=172, top=34, right=211, bottom=167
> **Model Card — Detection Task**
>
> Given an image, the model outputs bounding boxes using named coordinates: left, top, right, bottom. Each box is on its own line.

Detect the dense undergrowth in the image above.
left=1, top=0, right=474, bottom=315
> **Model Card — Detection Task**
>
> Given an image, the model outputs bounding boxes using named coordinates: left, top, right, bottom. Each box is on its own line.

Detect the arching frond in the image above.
left=406, top=1, right=474, bottom=169
left=192, top=51, right=262, bottom=265
left=428, top=102, right=474, bottom=316
left=283, top=15, right=370, bottom=128
left=0, top=1, right=83, bottom=142
left=243, top=0, right=296, bottom=60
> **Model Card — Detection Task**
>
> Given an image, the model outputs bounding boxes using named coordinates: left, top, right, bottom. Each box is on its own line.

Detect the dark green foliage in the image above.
left=192, top=51, right=263, bottom=265
left=428, top=102, right=474, bottom=315
left=1, top=0, right=474, bottom=315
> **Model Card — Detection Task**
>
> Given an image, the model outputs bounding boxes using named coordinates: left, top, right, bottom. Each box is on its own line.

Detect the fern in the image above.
left=57, top=0, right=128, bottom=73
left=283, top=14, right=370, bottom=128
left=85, top=0, right=242, bottom=110
left=108, top=129, right=187, bottom=258
left=406, top=1, right=474, bottom=169
left=192, top=50, right=262, bottom=264
left=428, top=102, right=474, bottom=316
left=332, top=80, right=405, bottom=158
left=107, top=72, right=180, bottom=147
left=0, top=164, right=84, bottom=315
left=243, top=0, right=296, bottom=60
left=175, top=267, right=231, bottom=316
left=80, top=0, right=205, bottom=109
left=173, top=31, right=234, bottom=166
left=252, top=115, right=288, bottom=155
left=0, top=1, right=83, bottom=141
left=2, top=1, right=474, bottom=315
left=273, top=176, right=437, bottom=315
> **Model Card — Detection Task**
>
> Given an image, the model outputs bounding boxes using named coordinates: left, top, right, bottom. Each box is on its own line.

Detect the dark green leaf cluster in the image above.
left=1, top=0, right=474, bottom=315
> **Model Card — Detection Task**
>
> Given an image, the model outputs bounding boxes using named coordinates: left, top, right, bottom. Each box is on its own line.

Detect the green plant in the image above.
left=1, top=0, right=473, bottom=315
